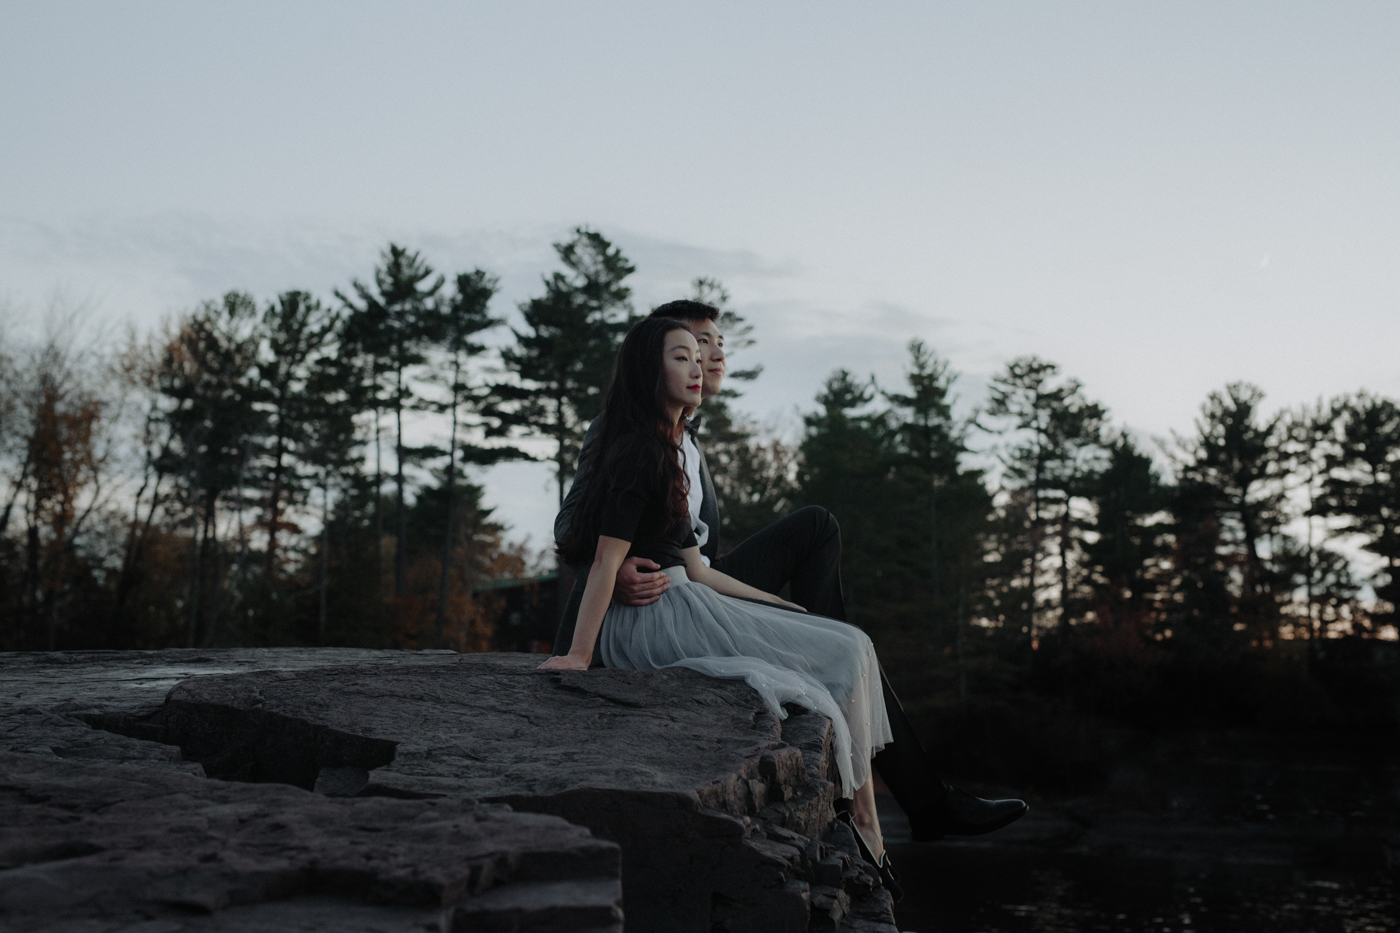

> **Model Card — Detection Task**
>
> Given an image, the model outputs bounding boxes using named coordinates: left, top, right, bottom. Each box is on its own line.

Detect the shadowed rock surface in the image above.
left=0, top=751, right=620, bottom=932
left=0, top=649, right=898, bottom=932
left=1, top=648, right=454, bottom=776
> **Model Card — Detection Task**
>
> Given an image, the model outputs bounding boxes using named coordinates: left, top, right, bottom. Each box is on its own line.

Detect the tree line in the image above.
left=733, top=348, right=1398, bottom=779
left=0, top=229, right=643, bottom=652
left=773, top=352, right=1400, bottom=651
left=3, top=228, right=1397, bottom=747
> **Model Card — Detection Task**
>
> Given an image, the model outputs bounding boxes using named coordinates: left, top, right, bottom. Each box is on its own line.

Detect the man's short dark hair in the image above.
left=649, top=299, right=719, bottom=324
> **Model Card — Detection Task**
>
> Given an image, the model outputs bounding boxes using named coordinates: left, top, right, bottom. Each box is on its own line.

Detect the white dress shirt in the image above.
left=680, top=430, right=711, bottom=566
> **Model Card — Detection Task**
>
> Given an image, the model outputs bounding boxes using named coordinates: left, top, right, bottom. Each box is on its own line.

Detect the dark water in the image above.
left=874, top=732, right=1399, bottom=933
left=885, top=842, right=1397, bottom=933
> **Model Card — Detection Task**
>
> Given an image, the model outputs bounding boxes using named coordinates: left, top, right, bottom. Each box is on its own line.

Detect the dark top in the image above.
left=551, top=420, right=719, bottom=664
left=556, top=415, right=720, bottom=567
left=596, top=433, right=696, bottom=570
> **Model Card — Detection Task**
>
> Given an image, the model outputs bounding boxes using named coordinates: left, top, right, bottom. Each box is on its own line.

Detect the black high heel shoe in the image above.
left=837, top=810, right=903, bottom=903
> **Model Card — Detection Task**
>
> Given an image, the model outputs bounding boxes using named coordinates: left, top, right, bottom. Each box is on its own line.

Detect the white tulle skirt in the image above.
left=598, top=567, right=891, bottom=797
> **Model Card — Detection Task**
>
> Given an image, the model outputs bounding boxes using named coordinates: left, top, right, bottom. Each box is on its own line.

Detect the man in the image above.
left=553, top=299, right=1026, bottom=842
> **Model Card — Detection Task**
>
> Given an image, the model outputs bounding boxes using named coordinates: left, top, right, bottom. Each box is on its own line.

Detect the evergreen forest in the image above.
left=4, top=228, right=1397, bottom=790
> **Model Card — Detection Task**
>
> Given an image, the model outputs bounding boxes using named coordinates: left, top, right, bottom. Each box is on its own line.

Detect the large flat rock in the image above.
left=0, top=649, right=899, bottom=932
left=0, top=751, right=619, bottom=933
left=1, top=649, right=454, bottom=777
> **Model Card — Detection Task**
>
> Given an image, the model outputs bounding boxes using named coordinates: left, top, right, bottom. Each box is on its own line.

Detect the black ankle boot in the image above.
left=907, top=786, right=1028, bottom=842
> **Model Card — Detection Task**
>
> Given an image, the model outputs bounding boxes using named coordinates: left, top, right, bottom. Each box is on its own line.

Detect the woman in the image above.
left=539, top=316, right=895, bottom=876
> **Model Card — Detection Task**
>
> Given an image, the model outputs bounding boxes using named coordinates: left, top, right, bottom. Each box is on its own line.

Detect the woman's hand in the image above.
left=537, top=653, right=590, bottom=671
left=548, top=536, right=630, bottom=673
left=682, top=546, right=812, bottom=611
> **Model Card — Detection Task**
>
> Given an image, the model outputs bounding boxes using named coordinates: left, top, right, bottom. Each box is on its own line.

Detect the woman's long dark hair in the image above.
left=557, top=316, right=692, bottom=564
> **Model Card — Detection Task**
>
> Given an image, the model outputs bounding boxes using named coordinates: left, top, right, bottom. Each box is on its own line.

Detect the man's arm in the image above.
left=555, top=417, right=603, bottom=546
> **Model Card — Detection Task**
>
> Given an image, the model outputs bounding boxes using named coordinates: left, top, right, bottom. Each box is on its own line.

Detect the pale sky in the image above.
left=3, top=2, right=1398, bottom=549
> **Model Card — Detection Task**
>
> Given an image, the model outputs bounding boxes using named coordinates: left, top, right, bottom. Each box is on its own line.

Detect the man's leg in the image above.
left=714, top=508, right=949, bottom=809
left=714, top=506, right=1027, bottom=840
left=712, top=506, right=846, bottom=619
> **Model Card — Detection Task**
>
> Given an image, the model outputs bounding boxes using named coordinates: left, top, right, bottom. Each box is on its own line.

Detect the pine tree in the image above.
left=985, top=357, right=1107, bottom=635
left=495, top=228, right=637, bottom=506
left=1082, top=432, right=1171, bottom=626
left=256, top=291, right=338, bottom=582
left=431, top=270, right=502, bottom=645
left=1170, top=383, right=1289, bottom=645
left=337, top=245, right=446, bottom=598
left=883, top=340, right=990, bottom=643
left=1318, top=391, right=1400, bottom=632
left=301, top=345, right=363, bottom=645
left=1274, top=400, right=1366, bottom=638
left=794, top=370, right=893, bottom=627
left=156, top=292, right=263, bottom=647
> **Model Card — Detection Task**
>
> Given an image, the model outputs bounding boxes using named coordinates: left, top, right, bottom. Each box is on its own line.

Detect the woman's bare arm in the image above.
left=538, top=536, right=631, bottom=670
left=681, top=547, right=806, bottom=610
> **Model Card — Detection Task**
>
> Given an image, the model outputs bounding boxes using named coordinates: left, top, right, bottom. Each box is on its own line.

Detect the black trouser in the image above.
left=713, top=506, right=948, bottom=817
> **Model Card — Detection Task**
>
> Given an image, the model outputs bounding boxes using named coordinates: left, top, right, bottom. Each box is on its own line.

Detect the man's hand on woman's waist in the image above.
left=615, top=557, right=670, bottom=606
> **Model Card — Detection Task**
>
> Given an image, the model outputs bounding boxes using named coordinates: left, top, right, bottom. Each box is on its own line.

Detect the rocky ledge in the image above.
left=0, top=649, right=898, bottom=932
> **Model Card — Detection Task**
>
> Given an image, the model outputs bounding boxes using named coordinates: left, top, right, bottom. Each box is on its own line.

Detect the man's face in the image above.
left=687, top=318, right=725, bottom=400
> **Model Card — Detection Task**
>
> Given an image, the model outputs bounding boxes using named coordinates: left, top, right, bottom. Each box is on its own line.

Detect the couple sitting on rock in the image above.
left=542, top=301, right=1026, bottom=893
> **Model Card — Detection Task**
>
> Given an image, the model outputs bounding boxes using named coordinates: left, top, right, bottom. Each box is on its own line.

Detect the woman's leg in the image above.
left=847, top=770, right=902, bottom=902
left=850, top=774, right=884, bottom=861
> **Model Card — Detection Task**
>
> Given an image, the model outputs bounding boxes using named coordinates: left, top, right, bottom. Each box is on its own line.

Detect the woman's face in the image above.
left=661, top=328, right=703, bottom=414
